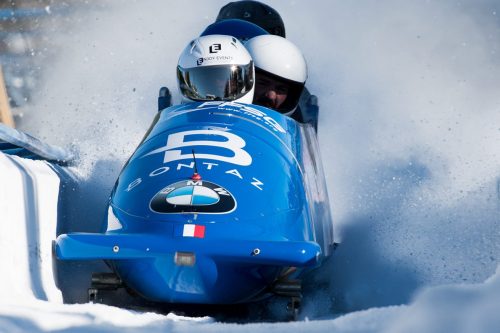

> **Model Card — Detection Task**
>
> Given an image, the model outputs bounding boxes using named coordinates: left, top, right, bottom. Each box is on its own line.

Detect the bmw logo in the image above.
left=150, top=180, right=236, bottom=214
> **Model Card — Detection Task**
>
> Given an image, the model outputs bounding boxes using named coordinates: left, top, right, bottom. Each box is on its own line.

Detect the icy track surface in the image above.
left=2, top=0, right=500, bottom=332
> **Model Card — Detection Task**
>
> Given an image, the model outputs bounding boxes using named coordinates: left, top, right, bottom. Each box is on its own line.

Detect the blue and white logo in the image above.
left=150, top=180, right=236, bottom=214
left=166, top=185, right=220, bottom=206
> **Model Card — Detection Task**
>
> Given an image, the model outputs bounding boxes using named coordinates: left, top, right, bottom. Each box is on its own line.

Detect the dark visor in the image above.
left=177, top=62, right=254, bottom=101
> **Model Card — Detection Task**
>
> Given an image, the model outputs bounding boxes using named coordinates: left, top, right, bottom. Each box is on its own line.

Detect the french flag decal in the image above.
left=181, top=224, right=205, bottom=238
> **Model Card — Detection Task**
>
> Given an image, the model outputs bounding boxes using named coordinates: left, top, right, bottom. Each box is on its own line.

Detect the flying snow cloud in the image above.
left=281, top=0, right=500, bottom=314
left=20, top=1, right=231, bottom=235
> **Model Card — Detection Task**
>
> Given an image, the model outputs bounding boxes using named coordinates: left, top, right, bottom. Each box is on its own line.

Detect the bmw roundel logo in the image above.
left=150, top=180, right=236, bottom=214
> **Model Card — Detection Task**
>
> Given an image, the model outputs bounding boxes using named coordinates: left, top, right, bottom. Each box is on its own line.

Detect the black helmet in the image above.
left=216, top=1, right=285, bottom=38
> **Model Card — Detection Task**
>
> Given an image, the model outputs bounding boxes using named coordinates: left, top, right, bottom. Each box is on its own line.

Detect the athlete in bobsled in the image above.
left=199, top=0, right=319, bottom=130
left=177, top=35, right=254, bottom=104
left=54, top=6, right=334, bottom=321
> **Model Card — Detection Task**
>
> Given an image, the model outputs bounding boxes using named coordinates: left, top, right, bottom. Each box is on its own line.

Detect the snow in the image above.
left=1, top=272, right=500, bottom=332
left=0, top=154, right=61, bottom=303
left=1, top=0, right=500, bottom=332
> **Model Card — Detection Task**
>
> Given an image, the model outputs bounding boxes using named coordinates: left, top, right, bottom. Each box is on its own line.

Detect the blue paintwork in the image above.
left=55, top=101, right=334, bottom=304
left=200, top=18, right=268, bottom=41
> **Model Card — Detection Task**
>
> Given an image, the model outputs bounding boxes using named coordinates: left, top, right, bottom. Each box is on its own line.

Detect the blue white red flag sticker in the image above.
left=175, top=224, right=206, bottom=238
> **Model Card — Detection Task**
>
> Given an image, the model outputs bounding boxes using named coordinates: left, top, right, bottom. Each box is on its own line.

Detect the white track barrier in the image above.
left=0, top=152, right=62, bottom=303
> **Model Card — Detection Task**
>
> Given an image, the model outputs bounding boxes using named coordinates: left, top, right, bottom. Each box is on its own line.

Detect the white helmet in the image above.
left=245, top=35, right=307, bottom=114
left=177, top=34, right=255, bottom=103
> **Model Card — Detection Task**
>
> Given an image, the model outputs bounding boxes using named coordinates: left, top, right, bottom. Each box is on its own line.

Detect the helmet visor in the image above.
left=177, top=62, right=254, bottom=102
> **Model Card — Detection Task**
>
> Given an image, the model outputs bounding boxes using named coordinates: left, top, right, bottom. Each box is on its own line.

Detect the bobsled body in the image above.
left=56, top=101, right=334, bottom=304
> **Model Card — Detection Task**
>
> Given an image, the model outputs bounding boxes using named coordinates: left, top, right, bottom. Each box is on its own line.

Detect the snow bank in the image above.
left=0, top=300, right=212, bottom=333
left=0, top=153, right=62, bottom=303
left=1, top=266, right=499, bottom=332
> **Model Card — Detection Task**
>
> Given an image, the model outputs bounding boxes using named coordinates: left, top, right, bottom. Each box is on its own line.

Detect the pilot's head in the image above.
left=177, top=35, right=255, bottom=104
left=245, top=35, right=307, bottom=115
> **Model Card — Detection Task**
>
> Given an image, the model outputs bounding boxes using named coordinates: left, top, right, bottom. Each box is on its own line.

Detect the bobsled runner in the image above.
left=54, top=97, right=334, bottom=318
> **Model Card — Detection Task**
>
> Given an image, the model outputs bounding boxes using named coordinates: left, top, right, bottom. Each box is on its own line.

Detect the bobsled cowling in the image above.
left=55, top=101, right=334, bottom=304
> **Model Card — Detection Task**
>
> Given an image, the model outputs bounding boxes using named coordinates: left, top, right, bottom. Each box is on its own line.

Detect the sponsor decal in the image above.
left=142, top=129, right=252, bottom=166
left=197, top=55, right=233, bottom=66
left=198, top=101, right=286, bottom=133
left=126, top=163, right=264, bottom=195
left=126, top=178, right=142, bottom=192
left=209, top=43, right=221, bottom=53
left=128, top=115, right=270, bottom=195
left=250, top=177, right=264, bottom=191
left=150, top=180, right=236, bottom=214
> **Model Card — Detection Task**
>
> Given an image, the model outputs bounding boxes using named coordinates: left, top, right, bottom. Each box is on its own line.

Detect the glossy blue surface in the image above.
left=56, top=102, right=334, bottom=304
left=200, top=18, right=268, bottom=41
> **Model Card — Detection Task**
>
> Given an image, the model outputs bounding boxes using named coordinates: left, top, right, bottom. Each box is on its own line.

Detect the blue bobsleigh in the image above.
left=55, top=100, right=334, bottom=314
